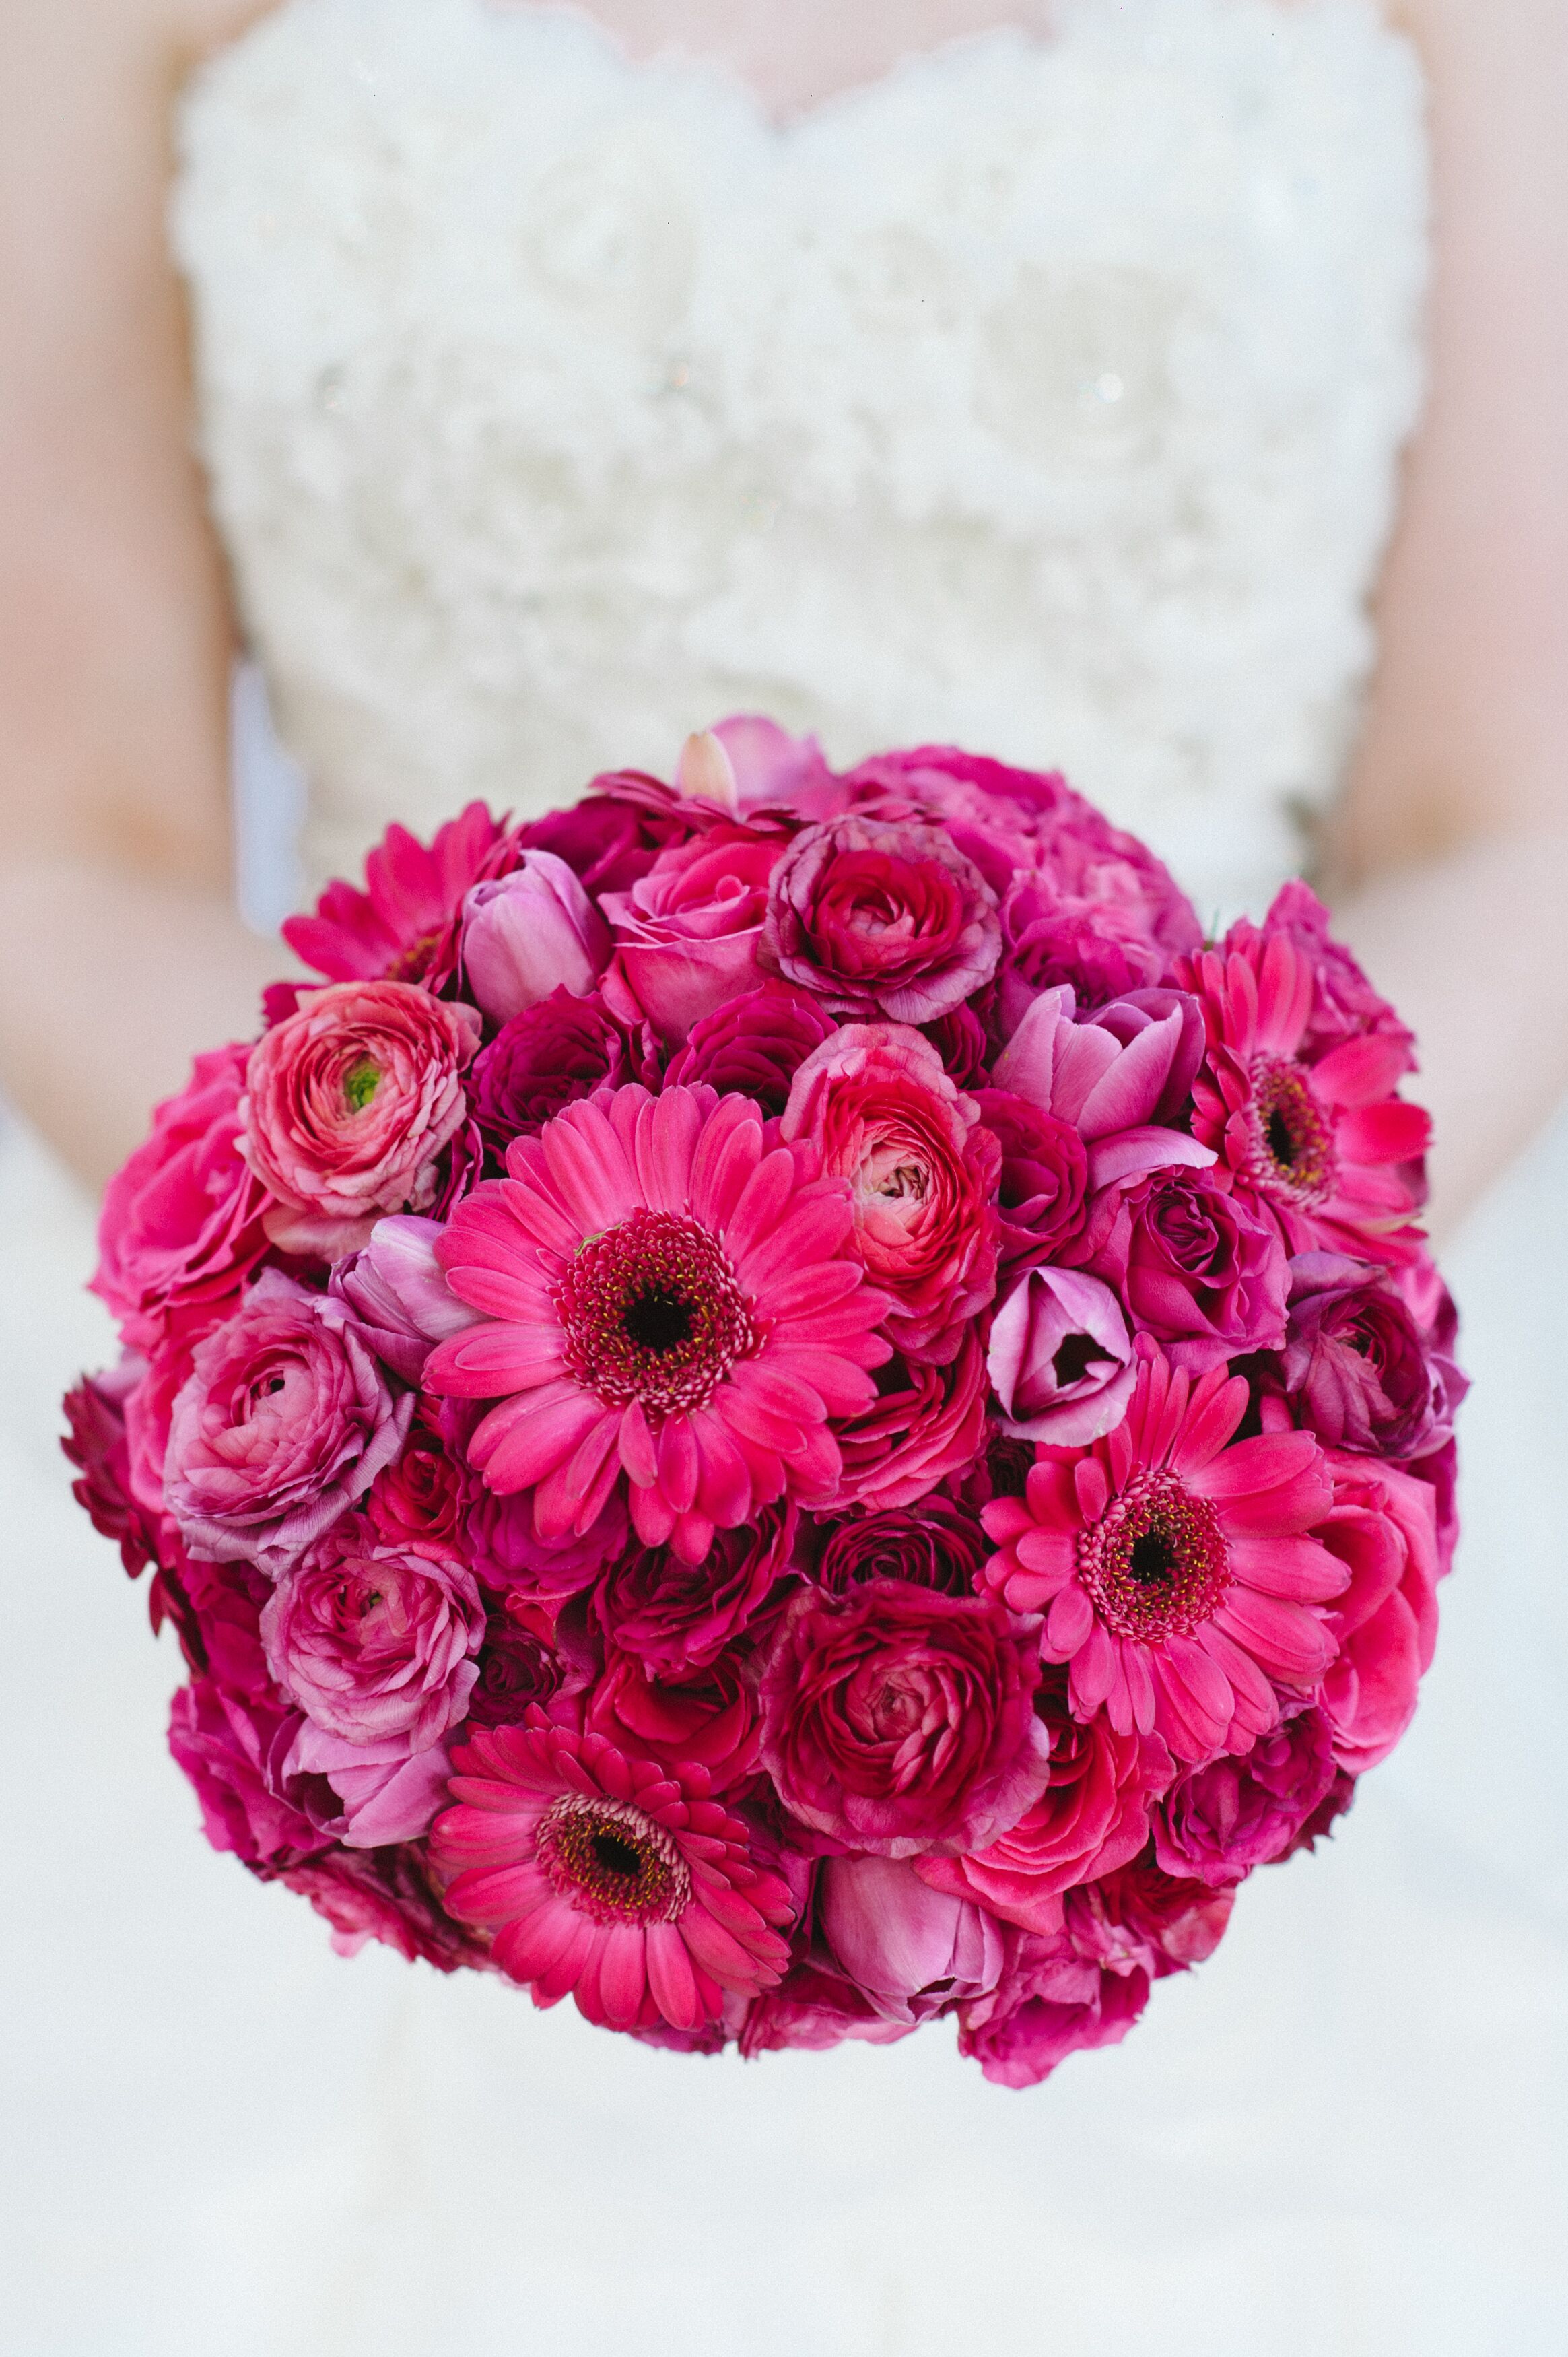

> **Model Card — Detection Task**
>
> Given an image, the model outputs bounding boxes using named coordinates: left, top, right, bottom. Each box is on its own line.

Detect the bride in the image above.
left=2, top=1, right=1565, bottom=2348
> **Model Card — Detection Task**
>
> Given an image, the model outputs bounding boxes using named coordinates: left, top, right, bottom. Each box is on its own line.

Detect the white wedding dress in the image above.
left=4, top=3, right=1566, bottom=2350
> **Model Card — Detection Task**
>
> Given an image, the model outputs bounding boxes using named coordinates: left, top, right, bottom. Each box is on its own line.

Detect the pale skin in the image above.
left=1, top=0, right=1566, bottom=1229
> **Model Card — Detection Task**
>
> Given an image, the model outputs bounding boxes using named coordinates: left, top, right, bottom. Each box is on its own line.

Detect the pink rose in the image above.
left=763, top=815, right=1001, bottom=1024
left=362, top=1406, right=471, bottom=1560
left=92, top=1044, right=269, bottom=1350
left=601, top=825, right=781, bottom=1042
left=986, top=1265, right=1135, bottom=1444
left=586, top=1646, right=761, bottom=1791
left=273, top=1717, right=456, bottom=1849
left=973, top=1088, right=1091, bottom=1272
left=591, top=1503, right=796, bottom=1674
left=241, top=980, right=481, bottom=1257
left=458, top=853, right=612, bottom=1026
left=758, top=1578, right=1050, bottom=1857
left=920, top=1675, right=1170, bottom=1929
left=164, top=1270, right=413, bottom=1574
left=820, top=1855, right=1007, bottom=2025
left=261, top=1518, right=484, bottom=1750
left=828, top=1329, right=989, bottom=1513
left=1312, top=1451, right=1443, bottom=1770
left=1077, top=1163, right=1289, bottom=1375
left=782, top=1024, right=1000, bottom=1363
left=1152, top=1706, right=1338, bottom=1884
left=61, top=1360, right=160, bottom=1577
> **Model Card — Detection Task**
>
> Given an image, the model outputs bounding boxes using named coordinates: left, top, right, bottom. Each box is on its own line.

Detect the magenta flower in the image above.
left=240, top=979, right=482, bottom=1257
left=1182, top=923, right=1431, bottom=1254
left=275, top=1717, right=456, bottom=1848
left=1314, top=1450, right=1443, bottom=1770
left=974, top=1088, right=1091, bottom=1272
left=1078, top=1162, right=1289, bottom=1376
left=591, top=1502, right=796, bottom=1674
left=425, top=1084, right=889, bottom=1564
left=992, top=985, right=1211, bottom=1174
left=1152, top=1706, right=1338, bottom=1884
left=281, top=1845, right=491, bottom=1972
left=757, top=1578, right=1051, bottom=1857
left=168, top=1678, right=321, bottom=1869
left=763, top=814, right=1001, bottom=1024
left=283, top=802, right=507, bottom=985
left=433, top=1716, right=794, bottom=2033
left=782, top=1024, right=1000, bottom=1364
left=331, top=1215, right=485, bottom=1385
left=829, top=1329, right=989, bottom=1513
left=982, top=1341, right=1346, bottom=1763
left=164, top=1271, right=413, bottom=1574
left=467, top=991, right=634, bottom=1160
left=663, top=980, right=838, bottom=1119
left=813, top=1496, right=990, bottom=1597
left=1280, top=1251, right=1457, bottom=1458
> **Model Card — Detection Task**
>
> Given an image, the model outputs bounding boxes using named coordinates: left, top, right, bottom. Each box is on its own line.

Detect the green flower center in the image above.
left=343, top=1055, right=382, bottom=1114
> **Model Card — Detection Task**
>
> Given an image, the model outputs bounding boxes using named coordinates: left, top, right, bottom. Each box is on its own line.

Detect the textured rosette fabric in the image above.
left=68, top=725, right=1460, bottom=2084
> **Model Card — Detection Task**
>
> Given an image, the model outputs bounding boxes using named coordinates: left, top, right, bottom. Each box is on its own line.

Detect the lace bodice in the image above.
left=174, top=0, right=1427, bottom=915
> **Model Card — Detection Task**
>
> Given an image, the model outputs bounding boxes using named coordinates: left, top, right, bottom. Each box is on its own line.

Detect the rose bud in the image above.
left=459, top=853, right=611, bottom=1026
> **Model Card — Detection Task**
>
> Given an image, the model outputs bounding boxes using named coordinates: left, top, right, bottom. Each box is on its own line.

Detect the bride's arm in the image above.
left=0, top=0, right=291, bottom=1191
left=1327, top=0, right=1568, bottom=1234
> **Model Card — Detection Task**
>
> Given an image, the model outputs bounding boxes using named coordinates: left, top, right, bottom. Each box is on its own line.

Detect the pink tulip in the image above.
left=459, top=853, right=611, bottom=1026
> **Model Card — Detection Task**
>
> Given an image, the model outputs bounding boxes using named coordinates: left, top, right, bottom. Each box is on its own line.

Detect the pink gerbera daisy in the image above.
left=283, top=802, right=507, bottom=985
left=1180, top=925, right=1431, bottom=1257
left=432, top=1715, right=794, bottom=2032
left=982, top=1342, right=1345, bottom=1764
left=425, top=1084, right=890, bottom=1562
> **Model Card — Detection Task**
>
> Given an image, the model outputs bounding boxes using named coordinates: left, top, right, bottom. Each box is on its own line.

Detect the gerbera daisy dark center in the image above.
left=1249, top=1058, right=1336, bottom=1203
left=1077, top=1469, right=1231, bottom=1643
left=537, top=1795, right=691, bottom=1927
left=555, top=1208, right=758, bottom=1418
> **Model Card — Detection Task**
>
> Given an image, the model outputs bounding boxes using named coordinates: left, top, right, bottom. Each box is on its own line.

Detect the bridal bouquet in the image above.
left=65, top=724, right=1462, bottom=2086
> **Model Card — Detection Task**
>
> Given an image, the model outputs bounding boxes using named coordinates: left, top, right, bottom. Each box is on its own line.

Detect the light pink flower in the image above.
left=820, top=1855, right=1007, bottom=2025
left=240, top=979, right=481, bottom=1258
left=601, top=826, right=782, bottom=1042
left=275, top=1718, right=456, bottom=1848
left=757, top=1578, right=1051, bottom=1857
left=458, top=854, right=612, bottom=1027
left=432, top=1716, right=794, bottom=2033
left=331, top=1214, right=485, bottom=1383
left=782, top=1024, right=1000, bottom=1364
left=992, top=985, right=1213, bottom=1183
left=261, top=1519, right=484, bottom=1750
left=986, top=1265, right=1135, bottom=1445
left=165, top=1270, right=413, bottom=1574
left=982, top=1341, right=1347, bottom=1764
left=425, top=1085, right=889, bottom=1564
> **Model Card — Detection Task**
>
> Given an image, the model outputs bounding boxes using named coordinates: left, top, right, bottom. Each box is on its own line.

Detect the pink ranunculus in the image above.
left=820, top=1854, right=1007, bottom=2026
left=1280, top=1251, right=1458, bottom=1459
left=586, top=1645, right=761, bottom=1792
left=986, top=1265, right=1136, bottom=1445
left=1152, top=1706, right=1338, bottom=1884
left=1311, top=1450, right=1443, bottom=1771
left=426, top=1086, right=890, bottom=1566
left=919, top=1673, right=1171, bottom=1928
left=164, top=1270, right=413, bottom=1574
left=1180, top=920, right=1431, bottom=1259
left=955, top=1923, right=1150, bottom=2089
left=281, top=1843, right=492, bottom=1971
left=600, top=826, right=782, bottom=1043
left=458, top=853, right=612, bottom=1028
left=261, top=1518, right=484, bottom=1750
left=91, top=1044, right=270, bottom=1351
left=168, top=1678, right=322, bottom=1869
left=1077, top=1162, right=1289, bottom=1376
left=813, top=1496, right=990, bottom=1596
left=763, top=814, right=1002, bottom=1025
left=467, top=989, right=636, bottom=1161
left=240, top=979, right=482, bottom=1258
left=362, top=1406, right=471, bottom=1560
left=973, top=1088, right=1091, bottom=1273
left=757, top=1578, right=1050, bottom=1857
left=433, top=1716, right=794, bottom=2033
left=331, top=1215, right=486, bottom=1383
left=982, top=1340, right=1346, bottom=1765
left=592, top=1503, right=796, bottom=1674
left=782, top=1024, right=1000, bottom=1364
left=664, top=981, right=839, bottom=1119
left=274, top=1717, right=456, bottom=1849
left=828, top=1328, right=990, bottom=1513
left=283, top=801, right=508, bottom=987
